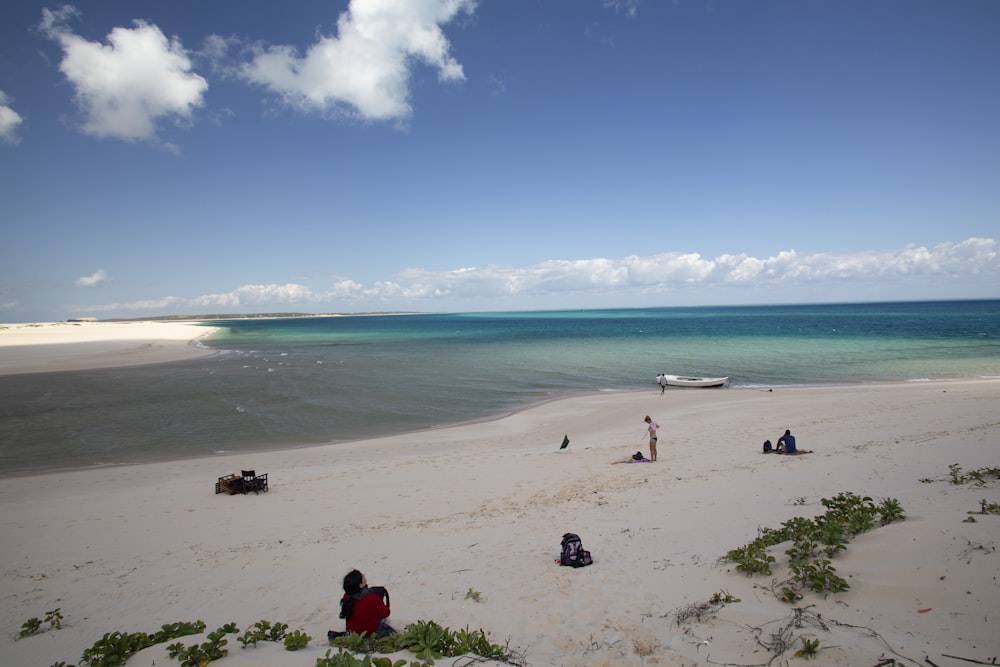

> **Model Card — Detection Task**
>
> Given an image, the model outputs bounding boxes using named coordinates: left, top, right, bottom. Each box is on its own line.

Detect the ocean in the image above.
left=2, top=300, right=998, bottom=475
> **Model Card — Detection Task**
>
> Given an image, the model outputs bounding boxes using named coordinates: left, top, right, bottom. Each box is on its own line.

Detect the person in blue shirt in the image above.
left=776, top=429, right=797, bottom=454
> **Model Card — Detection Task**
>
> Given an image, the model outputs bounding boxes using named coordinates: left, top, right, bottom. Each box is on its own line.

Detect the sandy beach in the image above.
left=0, top=321, right=218, bottom=375
left=0, top=323, right=998, bottom=667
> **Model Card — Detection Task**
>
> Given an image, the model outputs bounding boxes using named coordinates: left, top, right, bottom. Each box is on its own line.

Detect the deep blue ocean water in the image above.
left=2, top=300, right=998, bottom=474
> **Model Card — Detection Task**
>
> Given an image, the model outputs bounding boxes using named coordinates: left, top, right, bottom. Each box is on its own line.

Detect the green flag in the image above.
left=560, top=434, right=570, bottom=450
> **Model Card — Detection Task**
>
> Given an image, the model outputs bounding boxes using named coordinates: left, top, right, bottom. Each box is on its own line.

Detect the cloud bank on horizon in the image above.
left=2, top=1, right=998, bottom=321
left=69, top=238, right=998, bottom=317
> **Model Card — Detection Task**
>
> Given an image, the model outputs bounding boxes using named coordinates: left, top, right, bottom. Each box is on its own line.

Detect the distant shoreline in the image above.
left=0, top=320, right=219, bottom=375
left=101, top=311, right=427, bottom=321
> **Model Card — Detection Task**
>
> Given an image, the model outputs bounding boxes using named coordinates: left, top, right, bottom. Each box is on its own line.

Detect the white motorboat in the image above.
left=659, top=374, right=729, bottom=388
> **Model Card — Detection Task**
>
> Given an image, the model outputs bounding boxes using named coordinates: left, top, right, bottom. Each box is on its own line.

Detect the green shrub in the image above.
left=328, top=619, right=521, bottom=665
left=165, top=624, right=236, bottom=667
left=283, top=629, right=311, bottom=651
left=725, top=491, right=903, bottom=602
left=238, top=620, right=288, bottom=647
left=19, top=608, right=64, bottom=638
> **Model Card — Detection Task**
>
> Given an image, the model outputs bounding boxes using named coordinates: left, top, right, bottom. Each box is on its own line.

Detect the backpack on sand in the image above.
left=762, top=439, right=773, bottom=453
left=560, top=533, right=593, bottom=567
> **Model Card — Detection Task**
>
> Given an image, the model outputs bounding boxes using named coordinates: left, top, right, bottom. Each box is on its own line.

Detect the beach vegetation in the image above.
left=794, top=636, right=820, bottom=658
left=973, top=498, right=1000, bottom=515
left=726, top=543, right=775, bottom=576
left=725, top=491, right=904, bottom=602
left=80, top=630, right=161, bottom=666
left=877, top=497, right=906, bottom=524
left=391, top=620, right=445, bottom=663
left=463, top=588, right=483, bottom=602
left=947, top=463, right=1000, bottom=486
left=791, top=559, right=849, bottom=595
left=284, top=629, right=312, bottom=651
left=19, top=617, right=42, bottom=638
left=930, top=464, right=1000, bottom=516
left=19, top=608, right=63, bottom=638
left=671, top=590, right=742, bottom=626
left=237, top=620, right=288, bottom=647
left=166, top=624, right=237, bottom=666
left=708, top=589, right=741, bottom=605
left=316, top=649, right=408, bottom=667
left=72, top=621, right=207, bottom=667
left=779, top=587, right=803, bottom=603
left=328, top=620, right=523, bottom=666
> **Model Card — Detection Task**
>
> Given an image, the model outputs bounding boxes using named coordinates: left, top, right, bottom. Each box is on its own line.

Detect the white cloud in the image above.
left=75, top=269, right=112, bottom=288
left=604, top=0, right=642, bottom=18
left=0, top=90, right=24, bottom=144
left=39, top=6, right=207, bottom=142
left=80, top=238, right=999, bottom=315
left=240, top=0, right=475, bottom=121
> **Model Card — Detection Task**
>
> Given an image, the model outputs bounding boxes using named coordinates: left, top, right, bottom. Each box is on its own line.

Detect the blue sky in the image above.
left=1, top=0, right=998, bottom=321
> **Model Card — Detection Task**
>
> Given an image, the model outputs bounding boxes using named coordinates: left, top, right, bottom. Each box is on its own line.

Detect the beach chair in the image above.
left=241, top=470, right=268, bottom=494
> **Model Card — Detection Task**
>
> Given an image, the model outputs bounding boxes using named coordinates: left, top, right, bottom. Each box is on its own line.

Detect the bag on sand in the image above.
left=762, top=439, right=773, bottom=453
left=632, top=451, right=645, bottom=461
left=560, top=533, right=593, bottom=567
left=339, top=586, right=390, bottom=620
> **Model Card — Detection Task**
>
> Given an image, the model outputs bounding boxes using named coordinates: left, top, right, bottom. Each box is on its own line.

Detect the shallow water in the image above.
left=2, top=300, right=997, bottom=474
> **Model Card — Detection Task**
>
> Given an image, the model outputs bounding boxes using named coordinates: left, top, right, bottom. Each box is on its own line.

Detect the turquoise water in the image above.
left=1, top=300, right=998, bottom=474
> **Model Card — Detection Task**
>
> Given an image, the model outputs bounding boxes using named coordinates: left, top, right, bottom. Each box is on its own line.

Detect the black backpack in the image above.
left=560, top=533, right=593, bottom=567
left=339, top=586, right=390, bottom=620
left=763, top=439, right=773, bottom=453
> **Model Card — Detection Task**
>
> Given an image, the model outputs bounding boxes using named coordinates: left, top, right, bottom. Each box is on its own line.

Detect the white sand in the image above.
left=0, top=320, right=218, bottom=374
left=0, top=324, right=997, bottom=666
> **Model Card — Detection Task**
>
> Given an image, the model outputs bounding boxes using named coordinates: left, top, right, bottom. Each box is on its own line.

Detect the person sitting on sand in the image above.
left=644, top=415, right=660, bottom=461
left=333, top=569, right=395, bottom=638
left=776, top=429, right=797, bottom=455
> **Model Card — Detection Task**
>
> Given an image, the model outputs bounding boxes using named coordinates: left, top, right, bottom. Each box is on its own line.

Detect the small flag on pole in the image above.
left=560, top=434, right=570, bottom=450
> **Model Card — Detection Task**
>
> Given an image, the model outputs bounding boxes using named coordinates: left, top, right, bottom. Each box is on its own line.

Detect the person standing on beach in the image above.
left=657, top=373, right=667, bottom=394
left=644, top=415, right=660, bottom=461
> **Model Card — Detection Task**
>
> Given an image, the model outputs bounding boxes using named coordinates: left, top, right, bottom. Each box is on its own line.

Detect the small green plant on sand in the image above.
left=464, top=588, right=483, bottom=602
left=19, top=608, right=64, bottom=638
left=19, top=617, right=42, bottom=638
left=166, top=623, right=238, bottom=667
left=708, top=589, right=740, bottom=605
left=973, top=499, right=1000, bottom=515
left=794, top=636, right=820, bottom=658
left=283, top=628, right=311, bottom=651
left=948, top=463, right=1000, bottom=486
left=238, top=620, right=288, bottom=647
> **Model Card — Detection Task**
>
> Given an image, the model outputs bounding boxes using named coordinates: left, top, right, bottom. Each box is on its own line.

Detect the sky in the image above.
left=1, top=0, right=998, bottom=322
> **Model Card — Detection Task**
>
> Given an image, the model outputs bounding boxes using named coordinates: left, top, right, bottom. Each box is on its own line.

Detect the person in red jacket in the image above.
left=334, top=569, right=395, bottom=638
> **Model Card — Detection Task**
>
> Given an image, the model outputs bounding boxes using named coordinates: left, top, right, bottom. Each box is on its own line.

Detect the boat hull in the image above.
left=661, top=375, right=728, bottom=388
